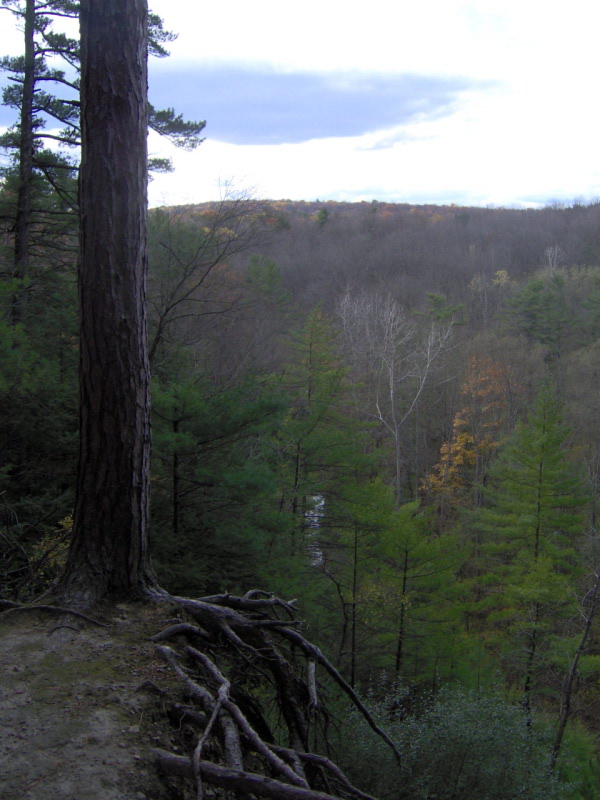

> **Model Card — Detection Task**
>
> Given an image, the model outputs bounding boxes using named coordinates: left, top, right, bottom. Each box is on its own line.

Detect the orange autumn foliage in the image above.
left=423, top=356, right=522, bottom=526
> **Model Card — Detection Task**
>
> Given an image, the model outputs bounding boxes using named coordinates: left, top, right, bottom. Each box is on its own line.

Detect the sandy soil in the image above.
left=0, top=602, right=183, bottom=800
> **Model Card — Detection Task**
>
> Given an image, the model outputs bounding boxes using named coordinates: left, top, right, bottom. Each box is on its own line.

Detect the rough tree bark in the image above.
left=11, top=0, right=35, bottom=326
left=56, top=0, right=157, bottom=606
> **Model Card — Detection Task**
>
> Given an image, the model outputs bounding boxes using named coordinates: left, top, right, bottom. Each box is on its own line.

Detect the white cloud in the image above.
left=3, top=0, right=599, bottom=207
left=144, top=0, right=600, bottom=206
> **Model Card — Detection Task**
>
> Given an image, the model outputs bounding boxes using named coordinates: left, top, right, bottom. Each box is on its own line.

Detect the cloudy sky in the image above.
left=2, top=0, right=600, bottom=208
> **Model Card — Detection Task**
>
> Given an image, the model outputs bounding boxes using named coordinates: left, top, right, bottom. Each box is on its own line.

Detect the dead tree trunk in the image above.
left=550, top=570, right=600, bottom=772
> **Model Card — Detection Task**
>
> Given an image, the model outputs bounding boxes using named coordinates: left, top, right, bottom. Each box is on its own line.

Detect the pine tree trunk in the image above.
left=11, top=0, right=35, bottom=326
left=350, top=522, right=359, bottom=688
left=521, top=604, right=539, bottom=724
left=394, top=550, right=409, bottom=675
left=57, top=0, right=156, bottom=606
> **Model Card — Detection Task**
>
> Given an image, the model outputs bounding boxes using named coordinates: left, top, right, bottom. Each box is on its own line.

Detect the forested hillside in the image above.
left=3, top=188, right=600, bottom=796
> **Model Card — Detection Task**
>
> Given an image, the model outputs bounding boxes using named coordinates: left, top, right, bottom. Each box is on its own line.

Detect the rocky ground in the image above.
left=0, top=602, right=186, bottom=800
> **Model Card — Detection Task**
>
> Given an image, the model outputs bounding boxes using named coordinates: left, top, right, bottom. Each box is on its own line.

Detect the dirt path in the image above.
left=0, top=603, right=180, bottom=800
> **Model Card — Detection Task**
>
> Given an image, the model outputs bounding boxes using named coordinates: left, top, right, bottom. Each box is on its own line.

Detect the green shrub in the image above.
left=337, top=684, right=568, bottom=800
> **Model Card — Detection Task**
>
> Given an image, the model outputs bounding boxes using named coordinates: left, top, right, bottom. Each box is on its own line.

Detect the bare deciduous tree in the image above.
left=338, top=291, right=453, bottom=504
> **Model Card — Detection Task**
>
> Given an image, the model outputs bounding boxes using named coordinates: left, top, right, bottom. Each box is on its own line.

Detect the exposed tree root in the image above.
left=0, top=599, right=22, bottom=610
left=152, top=589, right=399, bottom=800
left=153, top=749, right=377, bottom=800
left=0, top=601, right=108, bottom=627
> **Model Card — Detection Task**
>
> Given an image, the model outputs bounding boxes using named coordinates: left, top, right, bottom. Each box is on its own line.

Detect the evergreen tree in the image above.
left=275, top=308, right=349, bottom=547
left=0, top=0, right=205, bottom=322
left=0, top=0, right=205, bottom=175
left=0, top=0, right=79, bottom=322
left=151, top=374, right=288, bottom=594
left=317, top=478, right=389, bottom=685
left=357, top=497, right=462, bottom=684
left=274, top=308, right=386, bottom=675
left=507, top=274, right=572, bottom=364
left=472, top=383, right=587, bottom=709
left=0, top=313, right=77, bottom=599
